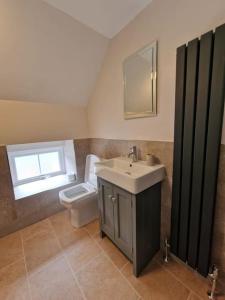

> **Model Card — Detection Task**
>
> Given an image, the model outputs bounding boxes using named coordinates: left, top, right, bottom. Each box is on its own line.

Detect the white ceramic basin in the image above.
left=95, top=157, right=165, bottom=194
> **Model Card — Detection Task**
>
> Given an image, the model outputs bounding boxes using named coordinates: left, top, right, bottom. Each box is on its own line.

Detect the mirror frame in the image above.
left=123, top=40, right=157, bottom=120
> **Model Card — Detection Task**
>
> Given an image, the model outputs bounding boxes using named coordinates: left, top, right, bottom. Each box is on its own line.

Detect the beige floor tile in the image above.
left=94, top=234, right=129, bottom=269
left=188, top=293, right=202, bottom=300
left=23, top=230, right=61, bottom=274
left=122, top=260, right=190, bottom=300
left=188, top=293, right=225, bottom=300
left=0, top=259, right=30, bottom=300
left=208, top=287, right=225, bottom=300
left=49, top=210, right=76, bottom=237
left=65, top=231, right=101, bottom=273
left=29, top=257, right=83, bottom=300
left=76, top=253, right=138, bottom=300
left=216, top=293, right=225, bottom=300
left=83, top=219, right=100, bottom=236
left=0, top=232, right=23, bottom=269
left=57, top=228, right=89, bottom=252
left=2, top=212, right=222, bottom=300
left=217, top=283, right=225, bottom=300
left=156, top=255, right=210, bottom=299
left=20, top=219, right=52, bottom=241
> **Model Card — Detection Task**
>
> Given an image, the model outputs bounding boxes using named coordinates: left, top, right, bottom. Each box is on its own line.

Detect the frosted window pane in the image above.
left=15, top=155, right=40, bottom=180
left=39, top=152, right=61, bottom=174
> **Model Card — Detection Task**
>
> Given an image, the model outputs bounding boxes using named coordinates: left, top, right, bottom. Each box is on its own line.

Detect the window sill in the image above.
left=14, top=174, right=75, bottom=200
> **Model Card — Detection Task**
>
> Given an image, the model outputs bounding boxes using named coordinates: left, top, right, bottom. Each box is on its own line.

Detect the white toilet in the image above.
left=59, top=154, right=100, bottom=228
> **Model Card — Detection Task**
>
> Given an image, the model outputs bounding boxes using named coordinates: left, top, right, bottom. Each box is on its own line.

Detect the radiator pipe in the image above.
left=207, top=265, right=219, bottom=300
left=164, top=238, right=170, bottom=263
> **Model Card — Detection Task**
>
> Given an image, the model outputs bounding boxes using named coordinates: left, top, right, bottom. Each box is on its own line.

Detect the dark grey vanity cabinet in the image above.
left=98, top=180, right=133, bottom=259
left=98, top=180, right=115, bottom=241
left=98, top=178, right=161, bottom=277
left=113, top=186, right=133, bottom=259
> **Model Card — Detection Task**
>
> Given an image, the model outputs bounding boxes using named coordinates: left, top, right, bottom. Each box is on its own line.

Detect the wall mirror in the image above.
left=123, top=41, right=157, bottom=119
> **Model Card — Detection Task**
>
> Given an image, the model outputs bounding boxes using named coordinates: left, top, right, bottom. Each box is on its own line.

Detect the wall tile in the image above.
left=0, top=146, right=17, bottom=227
left=74, top=139, right=91, bottom=182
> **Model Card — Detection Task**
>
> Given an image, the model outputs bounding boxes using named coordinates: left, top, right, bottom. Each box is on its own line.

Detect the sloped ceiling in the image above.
left=0, top=0, right=108, bottom=106
left=43, top=0, right=152, bottom=38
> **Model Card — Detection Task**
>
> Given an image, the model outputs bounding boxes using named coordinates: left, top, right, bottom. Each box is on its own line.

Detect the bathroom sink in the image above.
left=95, top=157, right=165, bottom=194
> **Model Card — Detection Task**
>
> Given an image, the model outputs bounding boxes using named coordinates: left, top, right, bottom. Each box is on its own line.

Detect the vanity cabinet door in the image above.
left=113, top=186, right=133, bottom=259
left=98, top=179, right=115, bottom=240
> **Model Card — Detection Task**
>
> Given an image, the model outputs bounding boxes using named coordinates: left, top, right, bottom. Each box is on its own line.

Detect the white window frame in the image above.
left=8, top=146, right=66, bottom=186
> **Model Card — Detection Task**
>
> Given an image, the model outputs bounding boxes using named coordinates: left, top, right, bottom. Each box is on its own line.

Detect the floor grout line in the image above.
left=156, top=259, right=205, bottom=300
left=72, top=252, right=104, bottom=275
left=187, top=292, right=193, bottom=300
left=65, top=258, right=87, bottom=300
left=19, top=231, right=33, bottom=300
left=120, top=261, right=130, bottom=272
left=83, top=228, right=104, bottom=252
left=21, top=217, right=65, bottom=279
left=101, top=250, right=143, bottom=299
left=186, top=293, right=191, bottom=300
left=48, top=217, right=87, bottom=300
left=0, top=257, right=24, bottom=273
left=84, top=226, right=143, bottom=299
left=61, top=226, right=105, bottom=274
left=20, top=218, right=54, bottom=242
left=187, top=291, right=202, bottom=300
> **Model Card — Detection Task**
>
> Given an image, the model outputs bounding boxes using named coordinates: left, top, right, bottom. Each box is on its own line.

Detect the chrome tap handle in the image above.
left=128, top=146, right=138, bottom=162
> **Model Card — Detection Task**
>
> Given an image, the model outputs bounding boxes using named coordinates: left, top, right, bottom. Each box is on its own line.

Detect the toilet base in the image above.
left=69, top=196, right=99, bottom=228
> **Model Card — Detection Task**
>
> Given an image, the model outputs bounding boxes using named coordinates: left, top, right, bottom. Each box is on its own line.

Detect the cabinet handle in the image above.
left=111, top=197, right=116, bottom=203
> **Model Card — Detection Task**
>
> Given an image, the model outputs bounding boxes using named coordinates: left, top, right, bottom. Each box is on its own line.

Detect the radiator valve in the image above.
left=164, top=238, right=170, bottom=263
left=207, top=265, right=219, bottom=300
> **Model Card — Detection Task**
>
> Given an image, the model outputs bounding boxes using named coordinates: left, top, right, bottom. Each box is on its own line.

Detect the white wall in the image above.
left=88, top=0, right=225, bottom=143
left=0, top=0, right=109, bottom=146
left=0, top=100, right=88, bottom=145
left=0, top=0, right=108, bottom=106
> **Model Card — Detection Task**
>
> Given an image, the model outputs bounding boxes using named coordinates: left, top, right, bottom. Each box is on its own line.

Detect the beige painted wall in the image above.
left=88, top=0, right=225, bottom=143
left=0, top=0, right=108, bottom=106
left=0, top=100, right=88, bottom=145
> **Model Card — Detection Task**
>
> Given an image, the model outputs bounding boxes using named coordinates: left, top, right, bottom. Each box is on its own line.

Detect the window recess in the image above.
left=7, top=140, right=76, bottom=199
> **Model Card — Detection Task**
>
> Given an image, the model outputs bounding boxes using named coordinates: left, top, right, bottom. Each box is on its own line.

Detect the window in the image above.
left=8, top=147, right=66, bottom=186
left=7, top=140, right=77, bottom=199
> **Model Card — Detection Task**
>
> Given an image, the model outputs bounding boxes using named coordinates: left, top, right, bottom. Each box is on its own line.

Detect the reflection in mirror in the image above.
left=123, top=41, right=157, bottom=119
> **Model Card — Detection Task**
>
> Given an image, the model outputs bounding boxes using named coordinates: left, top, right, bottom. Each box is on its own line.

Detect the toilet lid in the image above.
left=84, top=154, right=100, bottom=188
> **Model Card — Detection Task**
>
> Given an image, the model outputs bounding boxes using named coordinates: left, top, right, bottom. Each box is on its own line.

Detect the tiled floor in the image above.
left=0, top=210, right=224, bottom=300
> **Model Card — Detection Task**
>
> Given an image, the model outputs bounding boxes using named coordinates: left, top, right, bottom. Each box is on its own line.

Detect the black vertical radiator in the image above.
left=171, top=23, right=225, bottom=277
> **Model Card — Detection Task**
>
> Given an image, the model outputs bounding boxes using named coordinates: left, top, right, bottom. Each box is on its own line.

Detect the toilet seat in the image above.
left=59, top=182, right=97, bottom=208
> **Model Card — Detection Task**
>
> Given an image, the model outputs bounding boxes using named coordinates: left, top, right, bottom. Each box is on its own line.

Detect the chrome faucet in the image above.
left=128, top=146, right=138, bottom=162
